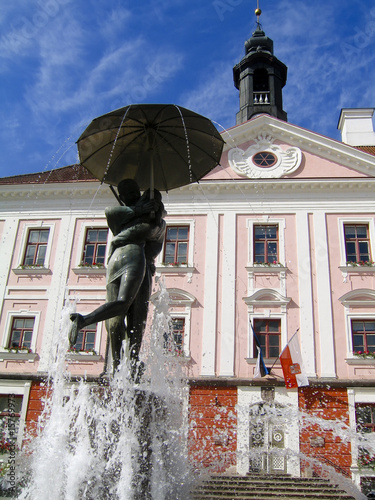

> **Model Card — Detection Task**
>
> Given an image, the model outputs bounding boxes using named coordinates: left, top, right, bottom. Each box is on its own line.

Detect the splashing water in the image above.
left=211, top=119, right=239, bottom=150
left=173, top=105, right=193, bottom=184
left=18, top=282, right=193, bottom=500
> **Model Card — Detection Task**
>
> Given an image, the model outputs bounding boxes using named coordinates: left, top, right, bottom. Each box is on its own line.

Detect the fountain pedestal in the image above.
left=131, top=390, right=169, bottom=500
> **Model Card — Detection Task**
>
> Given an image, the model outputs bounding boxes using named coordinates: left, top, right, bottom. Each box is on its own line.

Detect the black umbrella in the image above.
left=77, top=104, right=225, bottom=198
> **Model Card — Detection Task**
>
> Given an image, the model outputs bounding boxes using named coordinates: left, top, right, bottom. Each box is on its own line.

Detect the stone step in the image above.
left=191, top=492, right=354, bottom=500
left=191, top=474, right=356, bottom=500
left=192, top=489, right=354, bottom=499
left=194, top=486, right=352, bottom=494
left=213, top=472, right=341, bottom=481
left=204, top=477, right=342, bottom=487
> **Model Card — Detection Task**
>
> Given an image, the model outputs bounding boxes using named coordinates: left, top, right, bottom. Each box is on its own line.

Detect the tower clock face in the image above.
left=252, top=151, right=277, bottom=167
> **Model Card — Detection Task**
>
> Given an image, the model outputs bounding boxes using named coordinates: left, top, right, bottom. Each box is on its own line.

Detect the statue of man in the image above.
left=68, top=179, right=166, bottom=376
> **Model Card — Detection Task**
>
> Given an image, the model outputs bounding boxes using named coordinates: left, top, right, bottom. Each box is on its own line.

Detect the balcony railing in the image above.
left=253, top=92, right=270, bottom=104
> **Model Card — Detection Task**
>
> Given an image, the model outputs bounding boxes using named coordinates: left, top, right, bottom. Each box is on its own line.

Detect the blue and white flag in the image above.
left=251, top=322, right=270, bottom=378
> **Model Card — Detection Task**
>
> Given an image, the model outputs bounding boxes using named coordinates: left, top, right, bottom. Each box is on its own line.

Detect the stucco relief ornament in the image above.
left=228, top=134, right=302, bottom=179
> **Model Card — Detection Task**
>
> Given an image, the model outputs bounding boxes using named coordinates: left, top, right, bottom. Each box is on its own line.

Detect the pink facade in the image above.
left=1, top=112, right=375, bottom=495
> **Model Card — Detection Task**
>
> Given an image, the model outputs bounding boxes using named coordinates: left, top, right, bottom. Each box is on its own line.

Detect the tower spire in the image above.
left=233, top=1, right=288, bottom=124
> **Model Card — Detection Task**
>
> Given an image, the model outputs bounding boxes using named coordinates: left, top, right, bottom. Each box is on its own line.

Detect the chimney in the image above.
left=338, top=108, right=375, bottom=146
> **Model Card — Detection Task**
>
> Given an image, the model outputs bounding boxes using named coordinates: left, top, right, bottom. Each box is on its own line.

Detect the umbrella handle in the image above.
left=109, top=185, right=124, bottom=206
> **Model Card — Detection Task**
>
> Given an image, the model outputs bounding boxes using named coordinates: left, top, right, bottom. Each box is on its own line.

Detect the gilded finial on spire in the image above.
left=255, top=0, right=262, bottom=28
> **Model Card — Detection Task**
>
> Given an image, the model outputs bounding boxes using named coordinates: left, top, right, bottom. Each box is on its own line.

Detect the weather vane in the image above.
left=255, top=0, right=262, bottom=28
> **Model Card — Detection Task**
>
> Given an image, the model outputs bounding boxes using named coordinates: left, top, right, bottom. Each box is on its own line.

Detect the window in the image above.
left=252, top=152, right=277, bottom=168
left=164, top=318, right=185, bottom=355
left=254, top=225, right=278, bottom=263
left=81, top=228, right=108, bottom=265
left=163, top=226, right=189, bottom=264
left=253, top=319, right=281, bottom=358
left=22, top=229, right=49, bottom=266
left=356, top=404, right=375, bottom=470
left=352, top=320, right=375, bottom=353
left=8, top=318, right=34, bottom=349
left=0, top=395, right=22, bottom=452
left=344, top=224, right=371, bottom=263
left=171, top=318, right=184, bottom=353
left=72, top=324, right=96, bottom=352
left=356, top=404, right=375, bottom=433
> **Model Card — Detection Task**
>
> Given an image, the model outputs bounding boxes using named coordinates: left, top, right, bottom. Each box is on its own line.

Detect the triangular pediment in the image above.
left=205, top=114, right=375, bottom=181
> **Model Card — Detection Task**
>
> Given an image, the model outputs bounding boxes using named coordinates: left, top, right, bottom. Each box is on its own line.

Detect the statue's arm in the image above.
left=105, top=205, right=135, bottom=235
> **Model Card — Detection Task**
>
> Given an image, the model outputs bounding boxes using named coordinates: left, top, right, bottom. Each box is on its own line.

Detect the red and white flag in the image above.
left=280, top=333, right=309, bottom=389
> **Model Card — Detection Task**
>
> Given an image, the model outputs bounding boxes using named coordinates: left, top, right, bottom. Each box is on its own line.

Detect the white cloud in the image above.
left=2, top=0, right=375, bottom=178
left=98, top=7, right=132, bottom=40
left=181, top=62, right=237, bottom=129
left=0, top=0, right=76, bottom=60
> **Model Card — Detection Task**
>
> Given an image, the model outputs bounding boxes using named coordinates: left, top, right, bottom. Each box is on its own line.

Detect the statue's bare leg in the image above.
left=69, top=244, right=146, bottom=371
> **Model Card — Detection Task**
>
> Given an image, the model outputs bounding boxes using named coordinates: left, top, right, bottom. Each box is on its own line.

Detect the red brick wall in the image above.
left=189, top=386, right=237, bottom=472
left=299, top=387, right=352, bottom=477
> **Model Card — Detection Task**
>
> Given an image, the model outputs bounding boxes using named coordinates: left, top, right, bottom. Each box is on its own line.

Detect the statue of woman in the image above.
left=68, top=179, right=166, bottom=376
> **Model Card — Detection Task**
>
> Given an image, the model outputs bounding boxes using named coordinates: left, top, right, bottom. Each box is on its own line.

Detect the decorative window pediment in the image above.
left=243, top=289, right=291, bottom=309
left=151, top=288, right=195, bottom=307
left=339, top=289, right=375, bottom=307
left=167, top=289, right=196, bottom=306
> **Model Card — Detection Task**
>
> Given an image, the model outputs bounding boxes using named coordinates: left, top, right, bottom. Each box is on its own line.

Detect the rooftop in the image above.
left=0, top=164, right=96, bottom=185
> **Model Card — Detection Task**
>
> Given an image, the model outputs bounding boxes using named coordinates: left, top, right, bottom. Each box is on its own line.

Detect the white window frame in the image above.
left=71, top=320, right=103, bottom=355
left=338, top=217, right=375, bottom=267
left=247, top=218, right=286, bottom=267
left=74, top=221, right=110, bottom=269
left=345, top=312, right=375, bottom=358
left=1, top=311, right=40, bottom=353
left=156, top=219, right=195, bottom=267
left=0, top=380, right=31, bottom=448
left=348, top=388, right=375, bottom=488
left=248, top=312, right=287, bottom=359
left=169, top=312, right=190, bottom=358
left=16, top=222, right=55, bottom=269
left=151, top=288, right=195, bottom=358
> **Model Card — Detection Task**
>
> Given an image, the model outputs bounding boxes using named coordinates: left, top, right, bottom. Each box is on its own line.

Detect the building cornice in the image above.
left=1, top=177, right=374, bottom=216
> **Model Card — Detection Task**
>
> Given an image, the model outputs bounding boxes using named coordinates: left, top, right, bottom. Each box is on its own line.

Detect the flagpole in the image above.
left=268, top=328, right=300, bottom=371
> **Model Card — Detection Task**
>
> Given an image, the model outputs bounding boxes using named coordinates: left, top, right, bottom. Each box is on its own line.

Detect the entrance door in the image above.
left=249, top=403, right=287, bottom=473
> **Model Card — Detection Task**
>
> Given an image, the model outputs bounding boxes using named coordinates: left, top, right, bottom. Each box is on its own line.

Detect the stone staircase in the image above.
left=191, top=473, right=358, bottom=500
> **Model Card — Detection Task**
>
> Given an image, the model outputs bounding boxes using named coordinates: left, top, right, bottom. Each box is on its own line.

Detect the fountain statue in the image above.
left=68, top=179, right=166, bottom=378
left=15, top=105, right=223, bottom=499
left=60, top=179, right=168, bottom=499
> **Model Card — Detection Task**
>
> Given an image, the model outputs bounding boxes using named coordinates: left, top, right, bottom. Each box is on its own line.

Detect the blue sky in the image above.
left=1, top=0, right=375, bottom=178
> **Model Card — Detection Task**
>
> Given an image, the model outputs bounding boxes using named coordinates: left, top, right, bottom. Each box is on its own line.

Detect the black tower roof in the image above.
left=233, top=8, right=288, bottom=124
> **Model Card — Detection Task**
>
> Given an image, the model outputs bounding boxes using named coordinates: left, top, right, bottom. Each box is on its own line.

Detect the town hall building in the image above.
left=1, top=11, right=375, bottom=497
